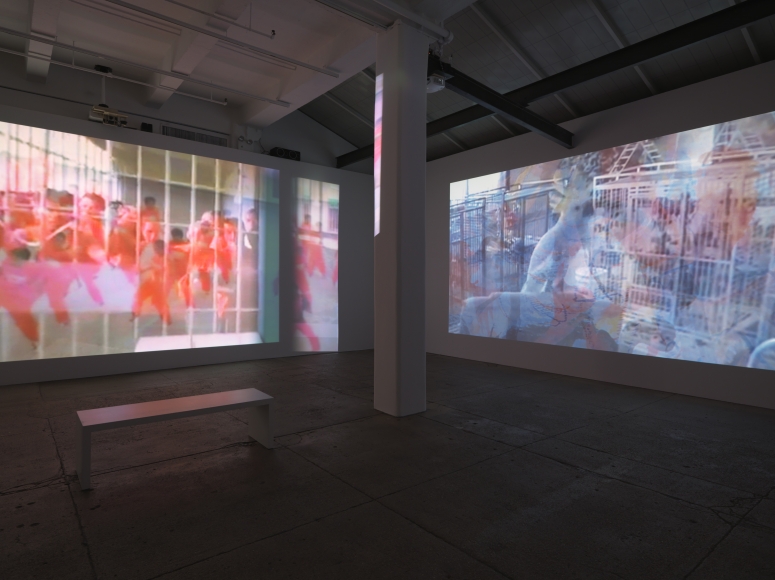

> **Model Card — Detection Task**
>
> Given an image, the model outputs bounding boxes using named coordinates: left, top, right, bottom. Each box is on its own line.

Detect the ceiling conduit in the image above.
left=0, top=25, right=290, bottom=107
left=104, top=0, right=339, bottom=78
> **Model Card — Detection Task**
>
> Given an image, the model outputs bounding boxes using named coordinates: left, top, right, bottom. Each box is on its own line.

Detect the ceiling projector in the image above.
left=89, top=104, right=128, bottom=127
left=427, top=73, right=445, bottom=93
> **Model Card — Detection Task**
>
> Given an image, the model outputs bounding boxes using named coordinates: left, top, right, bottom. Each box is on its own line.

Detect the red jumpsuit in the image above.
left=300, top=224, right=326, bottom=277
left=74, top=217, right=106, bottom=306
left=295, top=243, right=319, bottom=351
left=108, top=209, right=138, bottom=285
left=0, top=258, right=44, bottom=344
left=167, top=240, right=192, bottom=307
left=191, top=224, right=215, bottom=293
left=40, top=237, right=77, bottom=325
left=133, top=242, right=170, bottom=324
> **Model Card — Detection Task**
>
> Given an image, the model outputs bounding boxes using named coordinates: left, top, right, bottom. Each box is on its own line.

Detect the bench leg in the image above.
left=248, top=404, right=278, bottom=449
left=75, top=422, right=92, bottom=490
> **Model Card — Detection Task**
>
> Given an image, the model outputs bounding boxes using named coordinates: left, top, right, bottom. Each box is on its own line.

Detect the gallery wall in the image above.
left=426, top=59, right=775, bottom=410
left=0, top=103, right=374, bottom=386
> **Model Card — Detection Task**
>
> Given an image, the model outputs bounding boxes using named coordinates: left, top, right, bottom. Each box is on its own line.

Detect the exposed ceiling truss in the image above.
left=336, top=0, right=775, bottom=168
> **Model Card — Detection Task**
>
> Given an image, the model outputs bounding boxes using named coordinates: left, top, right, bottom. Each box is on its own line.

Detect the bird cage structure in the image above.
left=592, top=142, right=775, bottom=351
left=449, top=180, right=554, bottom=332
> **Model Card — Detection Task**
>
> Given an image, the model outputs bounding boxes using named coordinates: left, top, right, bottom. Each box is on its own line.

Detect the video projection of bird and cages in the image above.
left=0, top=121, right=279, bottom=363
left=449, top=111, right=775, bottom=371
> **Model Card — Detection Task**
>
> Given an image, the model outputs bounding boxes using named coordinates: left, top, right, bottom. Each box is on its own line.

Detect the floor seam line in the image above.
left=682, top=495, right=766, bottom=579
left=376, top=500, right=513, bottom=579
left=548, top=438, right=762, bottom=497
left=145, top=498, right=376, bottom=580
left=521, top=445, right=755, bottom=523
left=47, top=417, right=99, bottom=580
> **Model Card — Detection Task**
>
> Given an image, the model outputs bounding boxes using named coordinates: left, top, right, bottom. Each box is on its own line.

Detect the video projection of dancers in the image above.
left=0, top=121, right=279, bottom=363
left=294, top=178, right=339, bottom=352
left=449, top=111, right=775, bottom=371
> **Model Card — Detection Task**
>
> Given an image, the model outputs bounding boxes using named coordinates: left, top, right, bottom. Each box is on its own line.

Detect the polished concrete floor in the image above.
left=2, top=351, right=775, bottom=579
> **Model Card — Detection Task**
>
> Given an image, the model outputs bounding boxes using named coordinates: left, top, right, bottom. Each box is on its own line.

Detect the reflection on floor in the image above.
left=2, top=351, right=774, bottom=579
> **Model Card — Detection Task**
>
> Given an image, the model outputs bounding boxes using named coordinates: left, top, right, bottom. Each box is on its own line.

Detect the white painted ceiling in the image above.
left=0, top=0, right=380, bottom=128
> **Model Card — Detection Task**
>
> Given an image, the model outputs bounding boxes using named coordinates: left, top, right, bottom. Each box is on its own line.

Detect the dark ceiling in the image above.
left=298, top=0, right=775, bottom=167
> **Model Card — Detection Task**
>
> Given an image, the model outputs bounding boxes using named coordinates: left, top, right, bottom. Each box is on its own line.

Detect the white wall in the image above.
left=426, top=60, right=775, bottom=410
left=0, top=103, right=374, bottom=386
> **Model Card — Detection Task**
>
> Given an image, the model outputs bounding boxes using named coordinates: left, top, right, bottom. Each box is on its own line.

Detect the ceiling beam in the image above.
left=415, top=0, right=478, bottom=23
left=470, top=3, right=578, bottom=116
left=336, top=0, right=775, bottom=167
left=146, top=0, right=250, bottom=107
left=429, top=55, right=574, bottom=148
left=486, top=0, right=775, bottom=107
left=26, top=0, right=63, bottom=82
left=323, top=92, right=373, bottom=128
left=585, top=0, right=657, bottom=94
left=336, top=143, right=374, bottom=168
left=728, top=0, right=761, bottom=64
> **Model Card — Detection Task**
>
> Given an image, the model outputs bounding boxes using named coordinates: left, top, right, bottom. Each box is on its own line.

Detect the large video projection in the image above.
left=450, top=111, right=775, bottom=370
left=294, top=178, right=339, bottom=352
left=0, top=121, right=279, bottom=362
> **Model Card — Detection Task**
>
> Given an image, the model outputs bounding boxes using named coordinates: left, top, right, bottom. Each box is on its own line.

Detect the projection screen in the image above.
left=0, top=121, right=279, bottom=362
left=449, top=111, right=775, bottom=371
left=294, top=178, right=339, bottom=352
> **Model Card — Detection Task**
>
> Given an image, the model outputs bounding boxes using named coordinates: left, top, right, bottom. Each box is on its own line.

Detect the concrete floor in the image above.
left=2, top=351, right=775, bottom=579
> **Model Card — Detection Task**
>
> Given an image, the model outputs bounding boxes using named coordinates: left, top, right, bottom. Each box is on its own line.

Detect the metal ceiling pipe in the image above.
left=104, top=0, right=339, bottom=78
left=162, top=0, right=275, bottom=40
left=314, top=0, right=388, bottom=31
left=0, top=45, right=227, bottom=105
left=0, top=25, right=290, bottom=107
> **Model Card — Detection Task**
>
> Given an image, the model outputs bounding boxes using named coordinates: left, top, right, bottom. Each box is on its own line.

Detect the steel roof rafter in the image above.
left=337, top=0, right=775, bottom=167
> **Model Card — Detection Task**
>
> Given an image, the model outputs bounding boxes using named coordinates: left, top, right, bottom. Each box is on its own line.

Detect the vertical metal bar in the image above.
left=189, top=156, right=196, bottom=345
left=500, top=187, right=505, bottom=290
left=460, top=203, right=466, bottom=297
left=134, top=146, right=142, bottom=344
left=481, top=199, right=487, bottom=295
left=72, top=132, right=82, bottom=358
left=1, top=123, right=9, bottom=362
left=162, top=150, right=170, bottom=335
left=103, top=138, right=112, bottom=354
left=39, top=129, right=50, bottom=360
left=213, top=159, right=220, bottom=333
left=236, top=163, right=243, bottom=334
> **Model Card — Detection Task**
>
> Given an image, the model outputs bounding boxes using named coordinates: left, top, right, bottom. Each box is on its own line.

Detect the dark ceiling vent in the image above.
left=161, top=125, right=228, bottom=148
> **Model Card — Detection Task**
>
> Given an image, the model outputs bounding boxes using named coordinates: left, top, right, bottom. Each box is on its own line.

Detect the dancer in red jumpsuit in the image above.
left=132, top=221, right=170, bottom=324
left=0, top=247, right=44, bottom=346
left=294, top=226, right=320, bottom=351
left=74, top=194, right=106, bottom=306
left=167, top=228, right=192, bottom=307
left=140, top=196, right=162, bottom=225
left=108, top=202, right=138, bottom=285
left=299, top=215, right=326, bottom=277
left=191, top=212, right=215, bottom=294
left=40, top=232, right=77, bottom=325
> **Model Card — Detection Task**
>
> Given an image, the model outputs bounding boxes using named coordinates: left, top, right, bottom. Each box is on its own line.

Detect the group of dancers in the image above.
left=0, top=189, right=257, bottom=349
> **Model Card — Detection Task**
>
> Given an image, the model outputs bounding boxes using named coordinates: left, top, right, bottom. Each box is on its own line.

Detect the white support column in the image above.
left=373, top=21, right=429, bottom=417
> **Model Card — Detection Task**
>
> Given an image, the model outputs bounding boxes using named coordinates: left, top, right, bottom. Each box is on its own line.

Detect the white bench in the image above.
left=75, top=388, right=277, bottom=490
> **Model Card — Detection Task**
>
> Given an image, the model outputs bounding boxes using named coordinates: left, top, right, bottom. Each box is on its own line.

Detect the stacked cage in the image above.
left=593, top=144, right=775, bottom=355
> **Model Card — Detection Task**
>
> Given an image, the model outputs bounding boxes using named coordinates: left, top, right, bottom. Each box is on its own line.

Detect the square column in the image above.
left=374, top=21, right=429, bottom=417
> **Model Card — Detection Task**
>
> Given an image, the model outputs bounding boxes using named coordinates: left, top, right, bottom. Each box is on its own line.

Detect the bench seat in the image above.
left=76, top=388, right=277, bottom=490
